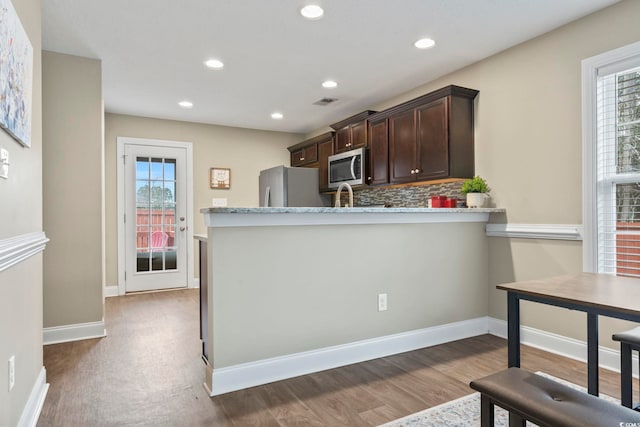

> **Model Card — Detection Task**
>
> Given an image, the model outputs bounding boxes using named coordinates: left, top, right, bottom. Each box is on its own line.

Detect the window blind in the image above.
left=596, top=65, right=640, bottom=277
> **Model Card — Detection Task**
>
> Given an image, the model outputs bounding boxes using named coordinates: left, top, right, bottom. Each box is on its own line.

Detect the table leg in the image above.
left=507, top=292, right=520, bottom=368
left=587, top=313, right=599, bottom=396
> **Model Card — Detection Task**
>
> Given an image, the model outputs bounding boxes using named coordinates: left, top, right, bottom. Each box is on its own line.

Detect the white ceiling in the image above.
left=42, top=0, right=620, bottom=135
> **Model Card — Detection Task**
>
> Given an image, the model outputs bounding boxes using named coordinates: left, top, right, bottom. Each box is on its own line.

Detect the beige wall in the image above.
left=0, top=0, right=43, bottom=424
left=42, top=51, right=104, bottom=327
left=360, top=0, right=640, bottom=349
left=104, top=114, right=302, bottom=286
left=210, top=222, right=488, bottom=367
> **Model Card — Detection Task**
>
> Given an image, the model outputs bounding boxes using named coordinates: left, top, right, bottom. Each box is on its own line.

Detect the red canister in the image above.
left=444, top=198, right=457, bottom=208
left=431, top=196, right=447, bottom=208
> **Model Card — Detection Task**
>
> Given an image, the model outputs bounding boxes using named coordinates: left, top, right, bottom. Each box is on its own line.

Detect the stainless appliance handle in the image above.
left=350, top=156, right=357, bottom=180
left=264, top=186, right=271, bottom=207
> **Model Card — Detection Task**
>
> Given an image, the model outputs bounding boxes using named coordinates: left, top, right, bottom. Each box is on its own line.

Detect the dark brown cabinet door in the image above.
left=335, top=127, right=350, bottom=153
left=368, top=118, right=389, bottom=185
left=318, top=138, right=334, bottom=191
left=389, top=109, right=417, bottom=183
left=331, top=111, right=376, bottom=154
left=350, top=121, right=367, bottom=149
left=416, top=98, right=448, bottom=181
left=291, top=145, right=318, bottom=166
left=291, top=149, right=305, bottom=166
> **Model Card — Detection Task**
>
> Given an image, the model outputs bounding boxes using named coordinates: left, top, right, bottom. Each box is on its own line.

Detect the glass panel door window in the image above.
left=135, top=157, right=178, bottom=273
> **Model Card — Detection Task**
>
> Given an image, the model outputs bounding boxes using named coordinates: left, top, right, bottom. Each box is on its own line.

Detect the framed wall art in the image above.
left=210, top=167, right=231, bottom=189
left=0, top=0, right=33, bottom=147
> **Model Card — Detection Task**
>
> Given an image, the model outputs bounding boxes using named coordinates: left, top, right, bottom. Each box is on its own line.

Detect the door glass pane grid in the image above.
left=136, top=157, right=178, bottom=273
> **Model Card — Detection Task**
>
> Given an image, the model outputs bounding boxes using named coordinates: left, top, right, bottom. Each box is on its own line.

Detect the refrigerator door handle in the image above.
left=264, top=185, right=271, bottom=207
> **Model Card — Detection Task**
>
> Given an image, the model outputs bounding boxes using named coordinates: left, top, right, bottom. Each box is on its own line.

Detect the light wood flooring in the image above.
left=38, top=289, right=628, bottom=426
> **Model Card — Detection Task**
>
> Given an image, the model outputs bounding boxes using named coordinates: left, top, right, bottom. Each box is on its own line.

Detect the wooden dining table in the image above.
left=497, top=272, right=640, bottom=396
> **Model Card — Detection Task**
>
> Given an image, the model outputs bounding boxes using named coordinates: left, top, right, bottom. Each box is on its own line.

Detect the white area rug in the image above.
left=378, top=372, right=618, bottom=427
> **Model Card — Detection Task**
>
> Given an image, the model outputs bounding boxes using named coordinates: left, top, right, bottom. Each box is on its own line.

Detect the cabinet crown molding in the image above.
left=287, top=131, right=334, bottom=152
left=370, top=85, right=479, bottom=121
left=330, top=110, right=377, bottom=131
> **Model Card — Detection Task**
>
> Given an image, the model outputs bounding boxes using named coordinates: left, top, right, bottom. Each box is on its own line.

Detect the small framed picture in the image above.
left=210, top=167, right=231, bottom=189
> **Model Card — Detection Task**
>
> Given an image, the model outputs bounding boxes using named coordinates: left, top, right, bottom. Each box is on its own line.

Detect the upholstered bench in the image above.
left=613, top=326, right=640, bottom=410
left=470, top=367, right=640, bottom=427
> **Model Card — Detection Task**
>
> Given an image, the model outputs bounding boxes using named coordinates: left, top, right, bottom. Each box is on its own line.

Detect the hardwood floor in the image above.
left=39, top=289, right=627, bottom=426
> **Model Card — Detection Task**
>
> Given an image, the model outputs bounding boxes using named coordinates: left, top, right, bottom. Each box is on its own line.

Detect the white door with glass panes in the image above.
left=124, top=144, right=188, bottom=292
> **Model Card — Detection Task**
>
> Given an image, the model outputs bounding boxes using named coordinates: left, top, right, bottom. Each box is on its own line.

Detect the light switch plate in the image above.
left=0, top=147, right=8, bottom=179
left=212, top=198, right=228, bottom=207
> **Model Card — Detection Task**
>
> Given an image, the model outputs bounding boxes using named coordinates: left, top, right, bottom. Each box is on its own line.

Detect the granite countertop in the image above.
left=200, top=206, right=504, bottom=227
left=200, top=206, right=505, bottom=214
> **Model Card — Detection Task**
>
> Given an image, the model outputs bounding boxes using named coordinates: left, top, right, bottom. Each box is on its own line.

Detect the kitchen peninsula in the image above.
left=200, top=206, right=504, bottom=396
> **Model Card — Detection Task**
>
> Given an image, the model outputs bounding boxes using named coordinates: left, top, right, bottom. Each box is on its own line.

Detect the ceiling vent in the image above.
left=313, top=97, right=339, bottom=106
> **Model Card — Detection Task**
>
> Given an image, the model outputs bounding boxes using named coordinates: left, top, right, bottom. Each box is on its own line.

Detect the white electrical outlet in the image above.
left=8, top=356, right=15, bottom=391
left=212, top=198, right=228, bottom=207
left=378, top=293, right=388, bottom=312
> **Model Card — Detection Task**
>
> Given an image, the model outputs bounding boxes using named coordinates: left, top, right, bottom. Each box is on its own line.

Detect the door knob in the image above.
left=180, top=217, right=185, bottom=221
left=180, top=226, right=186, bottom=231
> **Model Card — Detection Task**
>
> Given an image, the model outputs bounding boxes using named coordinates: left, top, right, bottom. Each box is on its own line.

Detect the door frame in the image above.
left=116, top=136, right=194, bottom=296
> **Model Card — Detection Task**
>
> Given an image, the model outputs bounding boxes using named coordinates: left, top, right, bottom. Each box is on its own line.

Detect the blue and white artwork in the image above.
left=0, top=0, right=33, bottom=147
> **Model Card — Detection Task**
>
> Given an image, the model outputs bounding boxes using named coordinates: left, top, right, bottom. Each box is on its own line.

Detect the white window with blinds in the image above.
left=583, top=41, right=640, bottom=277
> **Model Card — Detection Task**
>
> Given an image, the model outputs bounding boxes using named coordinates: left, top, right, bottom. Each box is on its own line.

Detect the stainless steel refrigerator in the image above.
left=259, top=165, right=330, bottom=207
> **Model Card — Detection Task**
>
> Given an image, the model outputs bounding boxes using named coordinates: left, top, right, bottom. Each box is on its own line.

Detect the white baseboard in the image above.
left=190, top=277, right=200, bottom=289
left=18, top=366, right=49, bottom=427
left=488, top=317, right=638, bottom=377
left=104, top=285, right=119, bottom=298
left=209, top=316, right=490, bottom=396
left=209, top=316, right=637, bottom=396
left=43, top=321, right=106, bottom=345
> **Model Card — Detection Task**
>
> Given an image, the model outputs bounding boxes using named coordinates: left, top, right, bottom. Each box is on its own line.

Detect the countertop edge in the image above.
left=200, top=207, right=505, bottom=214
left=200, top=207, right=504, bottom=227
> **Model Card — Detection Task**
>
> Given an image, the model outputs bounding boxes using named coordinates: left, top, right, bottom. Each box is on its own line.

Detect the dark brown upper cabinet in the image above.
left=288, top=85, right=477, bottom=190
left=330, top=111, right=376, bottom=154
left=367, top=116, right=389, bottom=186
left=288, top=133, right=328, bottom=167
left=290, top=144, right=318, bottom=167
left=376, top=85, right=478, bottom=184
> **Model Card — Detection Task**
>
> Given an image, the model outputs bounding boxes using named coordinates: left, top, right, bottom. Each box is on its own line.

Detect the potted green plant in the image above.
left=461, top=176, right=491, bottom=208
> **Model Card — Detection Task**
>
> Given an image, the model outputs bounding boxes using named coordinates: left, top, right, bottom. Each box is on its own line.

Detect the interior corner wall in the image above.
left=103, top=113, right=301, bottom=287
left=0, top=0, right=44, bottom=424
left=42, top=51, right=104, bottom=327
left=367, top=0, right=640, bottom=350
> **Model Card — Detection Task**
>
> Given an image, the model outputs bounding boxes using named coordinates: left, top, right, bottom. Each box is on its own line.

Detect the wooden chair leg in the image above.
left=480, top=394, right=494, bottom=427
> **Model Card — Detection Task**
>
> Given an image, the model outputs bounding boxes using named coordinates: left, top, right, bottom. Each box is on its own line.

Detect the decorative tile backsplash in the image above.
left=339, top=181, right=464, bottom=207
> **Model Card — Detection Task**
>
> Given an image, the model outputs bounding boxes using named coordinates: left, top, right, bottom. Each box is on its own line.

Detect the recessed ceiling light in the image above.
left=271, top=112, right=284, bottom=120
left=322, top=80, right=338, bottom=89
left=204, top=59, right=224, bottom=69
left=414, top=38, right=436, bottom=49
left=178, top=101, right=193, bottom=108
left=300, top=4, right=324, bottom=20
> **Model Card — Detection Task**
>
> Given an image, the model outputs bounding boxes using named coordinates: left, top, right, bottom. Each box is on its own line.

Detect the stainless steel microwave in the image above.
left=328, top=147, right=366, bottom=189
